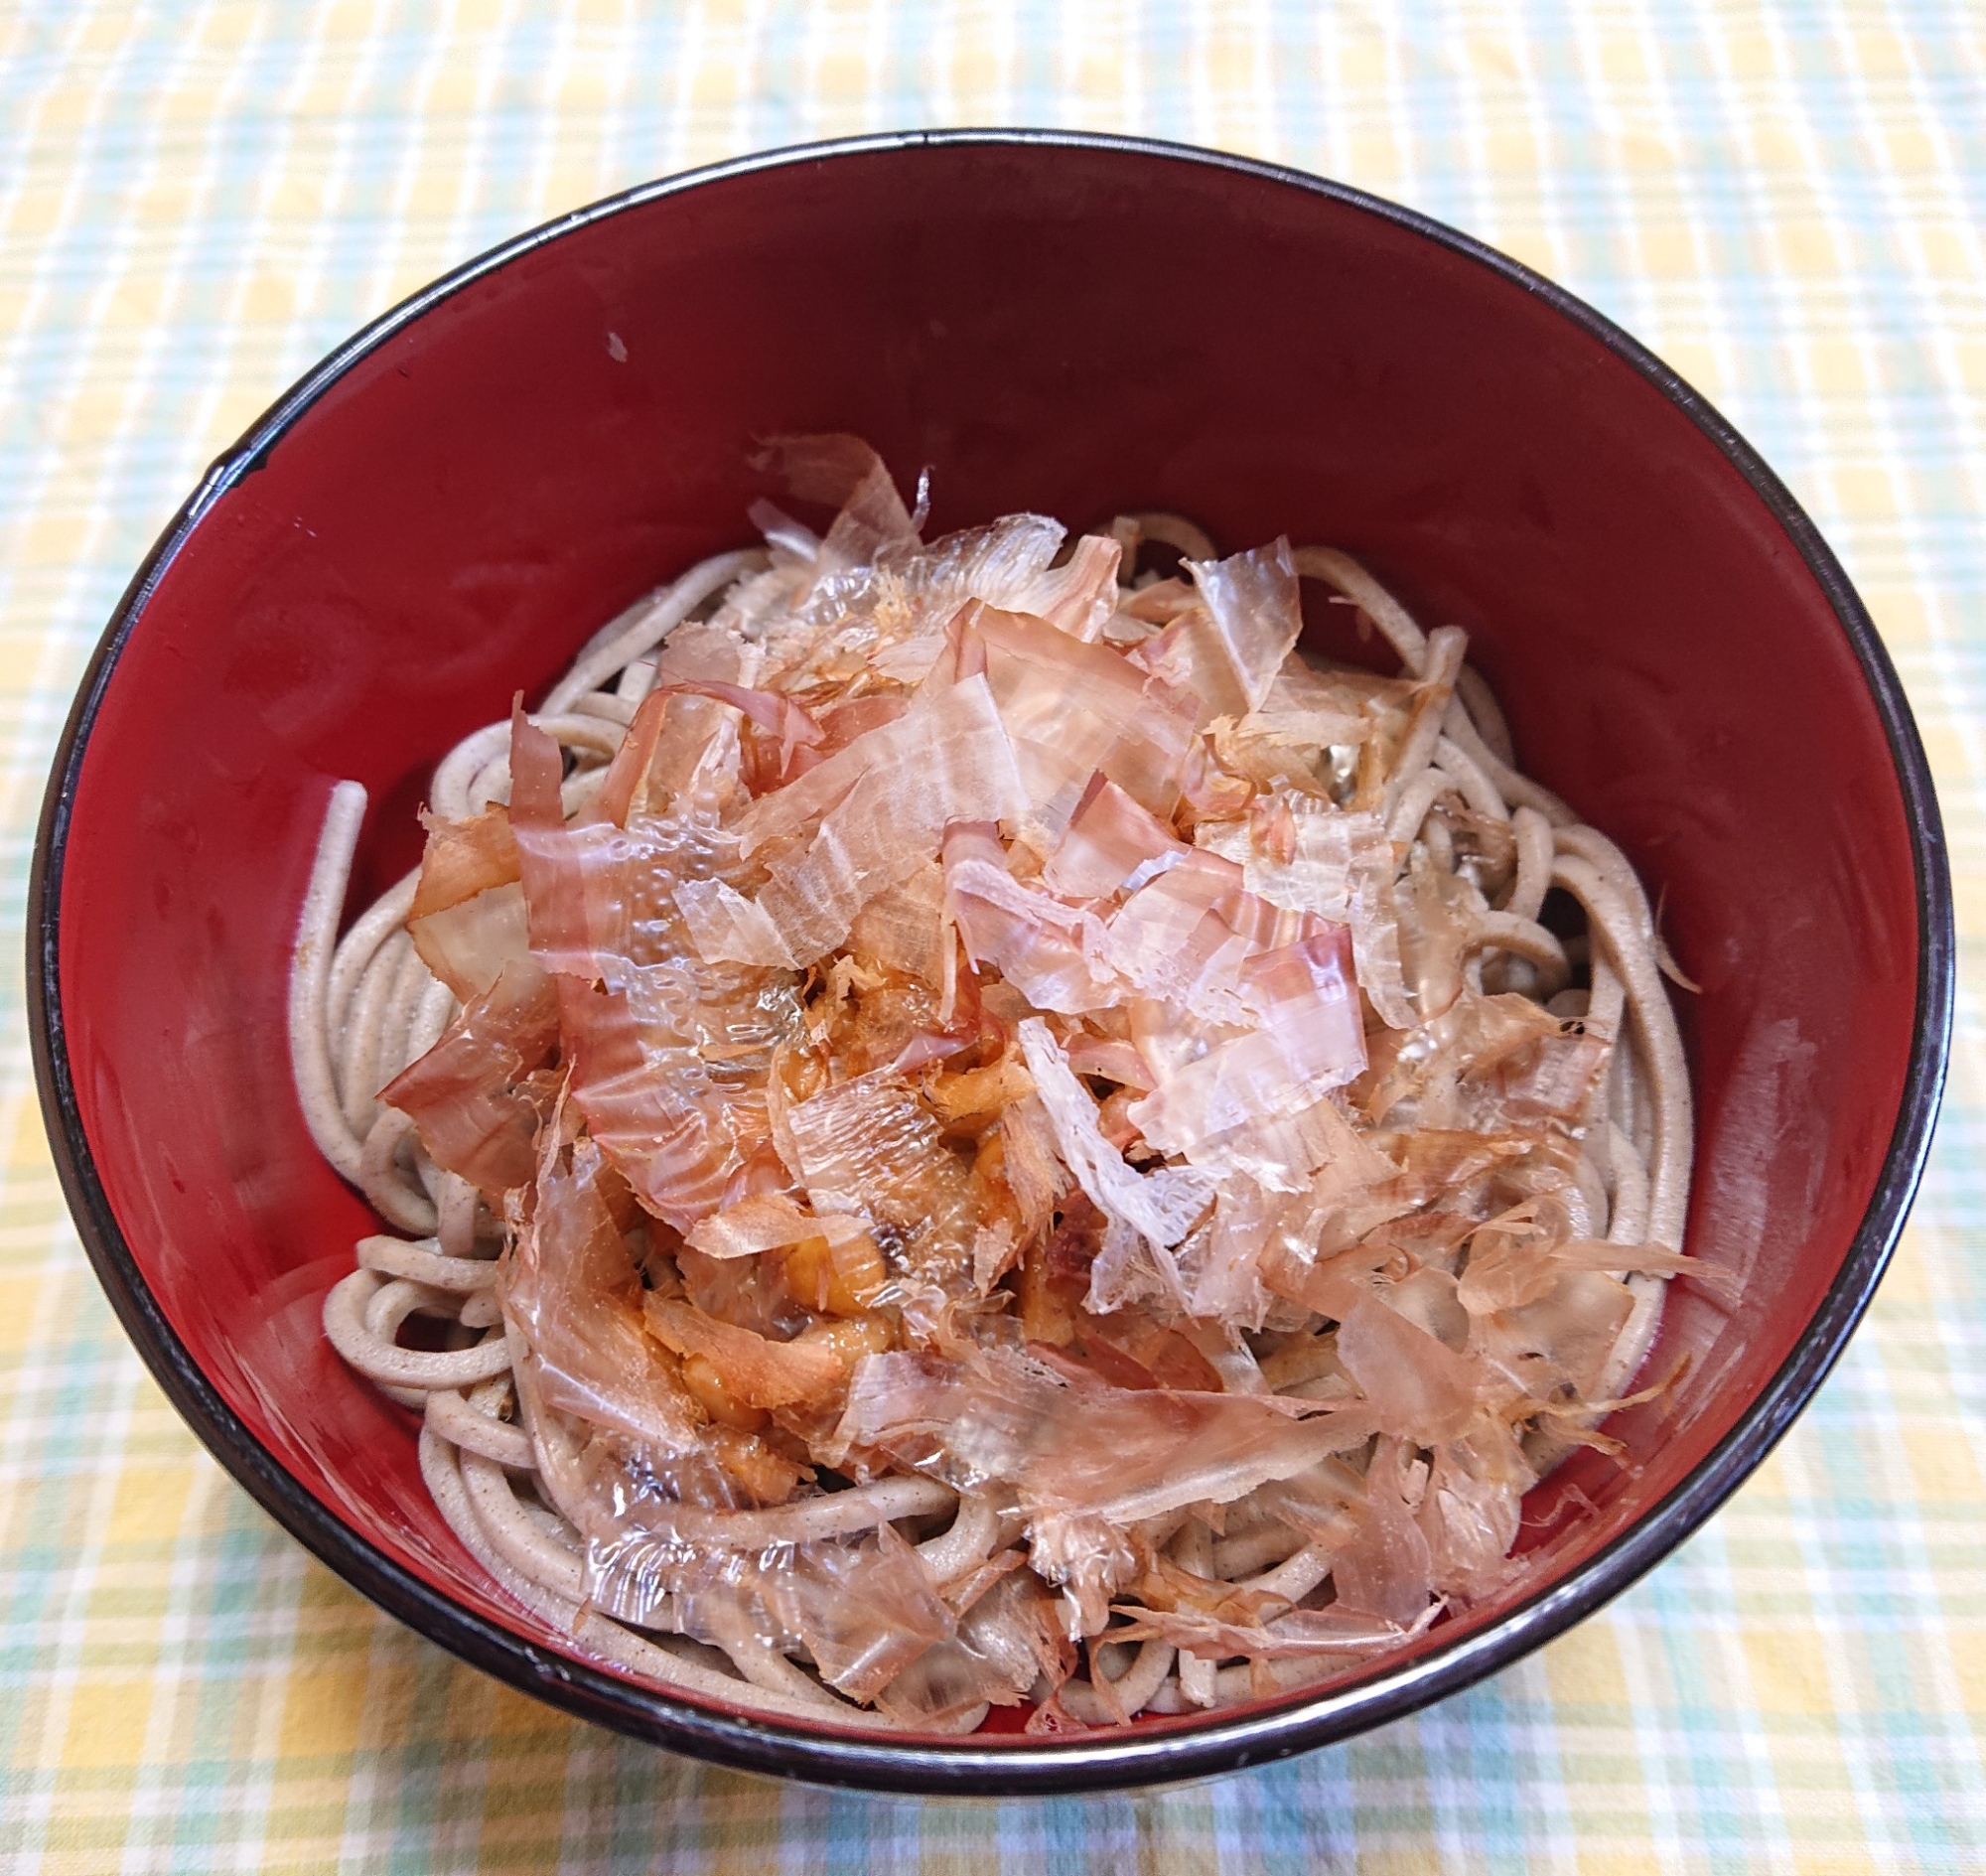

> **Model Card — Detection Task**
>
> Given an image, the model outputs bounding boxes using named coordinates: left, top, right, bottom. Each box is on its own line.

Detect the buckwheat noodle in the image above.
left=292, top=519, right=1694, bottom=1732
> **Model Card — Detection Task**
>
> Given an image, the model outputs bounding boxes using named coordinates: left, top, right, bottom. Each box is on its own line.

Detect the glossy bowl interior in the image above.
left=33, top=132, right=1949, bottom=1795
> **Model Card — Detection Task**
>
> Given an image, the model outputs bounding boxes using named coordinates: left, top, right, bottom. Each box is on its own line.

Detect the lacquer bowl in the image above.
left=30, top=131, right=1951, bottom=1795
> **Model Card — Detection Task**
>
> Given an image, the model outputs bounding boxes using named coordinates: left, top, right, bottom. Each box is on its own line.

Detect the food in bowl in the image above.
left=37, top=131, right=1942, bottom=1793
left=292, top=435, right=1705, bottom=1732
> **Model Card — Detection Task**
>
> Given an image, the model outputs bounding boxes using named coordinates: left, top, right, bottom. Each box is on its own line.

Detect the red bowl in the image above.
left=30, top=131, right=1951, bottom=1794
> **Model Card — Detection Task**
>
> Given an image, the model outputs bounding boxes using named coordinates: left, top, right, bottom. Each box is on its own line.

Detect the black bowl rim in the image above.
left=28, top=126, right=1953, bottom=1798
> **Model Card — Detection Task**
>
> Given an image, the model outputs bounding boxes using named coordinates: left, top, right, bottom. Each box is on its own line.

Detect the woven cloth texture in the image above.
left=2, top=3, right=1983, bottom=1871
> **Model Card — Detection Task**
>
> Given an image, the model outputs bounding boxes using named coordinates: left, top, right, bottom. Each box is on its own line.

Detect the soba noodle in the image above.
left=292, top=452, right=1696, bottom=1732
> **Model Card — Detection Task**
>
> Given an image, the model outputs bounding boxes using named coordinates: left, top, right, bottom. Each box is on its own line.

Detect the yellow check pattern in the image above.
left=3, top=3, right=1984, bottom=1870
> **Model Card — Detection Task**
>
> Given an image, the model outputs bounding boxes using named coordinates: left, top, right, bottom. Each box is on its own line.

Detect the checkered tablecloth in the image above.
left=3, top=3, right=1983, bottom=1870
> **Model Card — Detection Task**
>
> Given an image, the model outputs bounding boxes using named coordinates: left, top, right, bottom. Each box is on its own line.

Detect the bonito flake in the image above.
left=357, top=439, right=1701, bottom=1729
